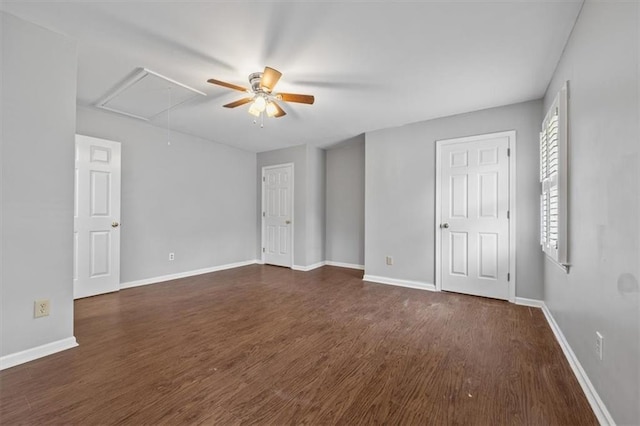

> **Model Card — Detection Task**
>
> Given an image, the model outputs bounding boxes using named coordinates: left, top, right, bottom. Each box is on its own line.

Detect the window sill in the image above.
left=544, top=254, right=570, bottom=273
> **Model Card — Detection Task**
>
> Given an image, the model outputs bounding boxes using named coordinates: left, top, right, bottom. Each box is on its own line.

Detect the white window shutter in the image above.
left=540, top=82, right=568, bottom=265
left=540, top=192, right=548, bottom=247
left=540, top=130, right=547, bottom=182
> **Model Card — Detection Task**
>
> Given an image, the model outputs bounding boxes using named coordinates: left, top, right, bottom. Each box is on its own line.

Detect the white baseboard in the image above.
left=514, top=297, right=545, bottom=308
left=292, top=261, right=326, bottom=272
left=540, top=303, right=615, bottom=425
left=363, top=274, right=436, bottom=292
left=120, top=260, right=258, bottom=289
left=0, top=337, right=78, bottom=371
left=325, top=261, right=365, bottom=270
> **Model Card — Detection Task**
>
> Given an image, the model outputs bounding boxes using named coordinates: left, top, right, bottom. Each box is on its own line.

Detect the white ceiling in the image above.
left=2, top=1, right=582, bottom=152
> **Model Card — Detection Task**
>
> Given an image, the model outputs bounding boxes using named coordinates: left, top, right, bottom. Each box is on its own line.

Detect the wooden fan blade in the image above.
left=271, top=101, right=287, bottom=118
left=223, top=97, right=253, bottom=108
left=207, top=78, right=249, bottom=92
left=276, top=93, right=315, bottom=105
left=260, top=67, right=282, bottom=92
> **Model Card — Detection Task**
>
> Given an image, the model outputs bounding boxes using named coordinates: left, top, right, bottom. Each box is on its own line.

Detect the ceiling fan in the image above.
left=207, top=66, right=314, bottom=119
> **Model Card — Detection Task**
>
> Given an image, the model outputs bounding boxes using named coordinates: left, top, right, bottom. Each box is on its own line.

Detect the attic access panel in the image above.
left=95, top=68, right=206, bottom=121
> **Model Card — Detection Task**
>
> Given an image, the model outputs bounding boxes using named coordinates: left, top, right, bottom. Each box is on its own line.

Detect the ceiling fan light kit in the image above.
left=207, top=66, right=314, bottom=126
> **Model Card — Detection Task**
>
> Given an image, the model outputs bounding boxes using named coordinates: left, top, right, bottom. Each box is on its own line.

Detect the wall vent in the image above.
left=95, top=68, right=206, bottom=121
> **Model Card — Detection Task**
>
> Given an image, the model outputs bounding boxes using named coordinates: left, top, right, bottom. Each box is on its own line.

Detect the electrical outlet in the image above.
left=386, top=256, right=393, bottom=266
left=169, top=252, right=175, bottom=261
left=596, top=332, right=604, bottom=360
left=34, top=299, right=50, bottom=318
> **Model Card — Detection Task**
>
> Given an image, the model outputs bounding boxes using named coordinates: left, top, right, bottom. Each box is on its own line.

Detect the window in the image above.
left=540, top=82, right=568, bottom=265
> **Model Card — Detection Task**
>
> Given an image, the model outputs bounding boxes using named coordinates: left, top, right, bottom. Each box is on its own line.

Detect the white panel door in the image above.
left=262, top=164, right=293, bottom=267
left=439, top=135, right=510, bottom=300
left=74, top=135, right=121, bottom=299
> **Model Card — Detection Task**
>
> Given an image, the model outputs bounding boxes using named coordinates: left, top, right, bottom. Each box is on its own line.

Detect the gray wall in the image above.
left=77, top=107, right=256, bottom=284
left=543, top=2, right=639, bottom=424
left=326, top=136, right=365, bottom=266
left=365, top=100, right=543, bottom=299
left=256, top=144, right=307, bottom=266
left=306, top=147, right=326, bottom=265
left=1, top=13, right=77, bottom=356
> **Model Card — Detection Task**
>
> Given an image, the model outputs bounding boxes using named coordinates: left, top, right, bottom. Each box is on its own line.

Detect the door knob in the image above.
left=440, top=223, right=449, bottom=229
left=285, top=220, right=291, bottom=224
left=111, top=221, right=120, bottom=228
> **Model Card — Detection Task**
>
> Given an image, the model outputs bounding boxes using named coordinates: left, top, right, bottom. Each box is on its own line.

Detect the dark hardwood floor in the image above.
left=1, top=265, right=596, bottom=425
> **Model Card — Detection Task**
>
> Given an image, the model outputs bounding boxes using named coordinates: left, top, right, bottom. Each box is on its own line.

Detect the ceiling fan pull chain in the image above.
left=261, top=111, right=264, bottom=128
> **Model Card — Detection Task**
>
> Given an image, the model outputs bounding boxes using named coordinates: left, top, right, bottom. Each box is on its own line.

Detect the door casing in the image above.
left=435, top=130, right=517, bottom=302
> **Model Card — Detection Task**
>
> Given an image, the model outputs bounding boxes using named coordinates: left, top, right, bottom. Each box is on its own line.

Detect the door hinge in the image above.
left=507, top=148, right=511, bottom=157
left=507, top=210, right=510, bottom=219
left=262, top=176, right=265, bottom=182
left=262, top=247, right=265, bottom=253
left=262, top=211, right=265, bottom=217
left=507, top=273, right=511, bottom=282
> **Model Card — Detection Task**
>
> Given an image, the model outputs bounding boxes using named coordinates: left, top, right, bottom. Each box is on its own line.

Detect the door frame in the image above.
left=434, top=130, right=517, bottom=302
left=261, top=163, right=295, bottom=267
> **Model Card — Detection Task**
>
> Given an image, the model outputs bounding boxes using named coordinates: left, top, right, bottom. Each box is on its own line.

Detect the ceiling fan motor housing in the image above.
left=249, top=72, right=264, bottom=93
